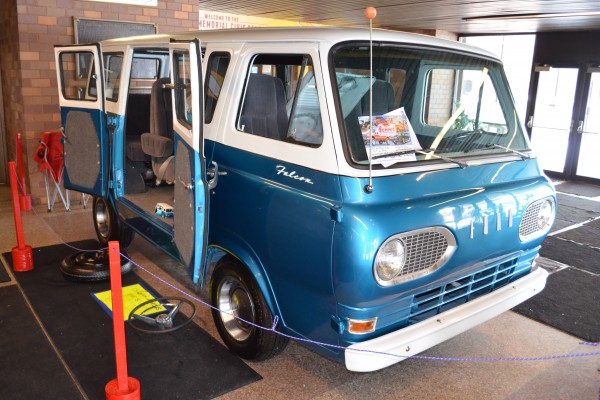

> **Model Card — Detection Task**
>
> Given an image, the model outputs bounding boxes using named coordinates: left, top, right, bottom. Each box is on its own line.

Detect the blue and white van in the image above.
left=54, top=28, right=555, bottom=372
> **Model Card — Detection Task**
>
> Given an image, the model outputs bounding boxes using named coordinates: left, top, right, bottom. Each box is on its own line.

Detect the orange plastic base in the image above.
left=12, top=245, right=33, bottom=272
left=105, top=377, right=140, bottom=400
left=19, top=195, right=31, bottom=211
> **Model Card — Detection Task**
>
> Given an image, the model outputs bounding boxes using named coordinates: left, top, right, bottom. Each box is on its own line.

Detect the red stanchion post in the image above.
left=9, top=161, right=33, bottom=272
left=16, top=133, right=32, bottom=211
left=105, top=241, right=140, bottom=400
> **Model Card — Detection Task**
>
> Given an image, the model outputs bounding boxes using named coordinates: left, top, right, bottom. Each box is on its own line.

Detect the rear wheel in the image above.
left=211, top=258, right=288, bottom=361
left=92, top=196, right=134, bottom=247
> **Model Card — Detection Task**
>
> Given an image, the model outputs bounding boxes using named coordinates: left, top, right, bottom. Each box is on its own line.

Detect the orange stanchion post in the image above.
left=105, top=241, right=140, bottom=400
left=9, top=161, right=33, bottom=272
left=16, top=133, right=32, bottom=211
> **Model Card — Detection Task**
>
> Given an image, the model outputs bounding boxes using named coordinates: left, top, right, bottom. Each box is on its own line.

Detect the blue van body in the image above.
left=54, top=28, right=554, bottom=372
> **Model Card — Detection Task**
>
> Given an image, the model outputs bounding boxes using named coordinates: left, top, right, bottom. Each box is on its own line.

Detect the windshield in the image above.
left=331, top=43, right=529, bottom=168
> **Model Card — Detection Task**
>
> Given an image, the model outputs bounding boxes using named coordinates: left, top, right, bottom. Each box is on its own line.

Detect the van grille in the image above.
left=519, top=197, right=554, bottom=241
left=408, top=257, right=520, bottom=324
left=519, top=200, right=543, bottom=239
left=375, top=227, right=457, bottom=286
left=402, top=231, right=451, bottom=277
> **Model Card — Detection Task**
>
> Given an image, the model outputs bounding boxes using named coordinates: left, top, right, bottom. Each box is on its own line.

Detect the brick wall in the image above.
left=1, top=0, right=198, bottom=205
left=0, top=0, right=26, bottom=171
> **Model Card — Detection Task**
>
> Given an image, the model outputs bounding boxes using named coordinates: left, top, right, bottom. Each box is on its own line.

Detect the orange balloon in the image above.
left=364, top=6, right=377, bottom=20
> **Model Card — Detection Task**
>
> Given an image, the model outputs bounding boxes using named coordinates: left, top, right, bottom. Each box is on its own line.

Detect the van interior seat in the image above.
left=361, top=79, right=396, bottom=115
left=140, top=77, right=175, bottom=184
left=239, top=73, right=288, bottom=141
left=125, top=92, right=151, bottom=162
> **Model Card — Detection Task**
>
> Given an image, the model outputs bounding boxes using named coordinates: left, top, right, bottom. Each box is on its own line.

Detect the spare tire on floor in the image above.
left=60, top=249, right=132, bottom=282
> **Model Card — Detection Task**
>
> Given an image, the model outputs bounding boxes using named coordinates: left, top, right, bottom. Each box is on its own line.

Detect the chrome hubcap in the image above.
left=218, top=277, right=255, bottom=341
left=95, top=201, right=110, bottom=239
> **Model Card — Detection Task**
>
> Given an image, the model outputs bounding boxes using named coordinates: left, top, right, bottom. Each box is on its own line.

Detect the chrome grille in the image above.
left=402, top=231, right=450, bottom=277
left=519, top=197, right=554, bottom=241
left=375, top=227, right=456, bottom=286
left=519, top=200, right=543, bottom=238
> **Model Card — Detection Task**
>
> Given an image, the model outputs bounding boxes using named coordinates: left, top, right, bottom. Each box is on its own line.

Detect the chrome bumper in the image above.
left=345, top=267, right=548, bottom=372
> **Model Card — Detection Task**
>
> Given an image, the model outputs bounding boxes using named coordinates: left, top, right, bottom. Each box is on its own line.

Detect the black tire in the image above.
left=93, top=196, right=134, bottom=247
left=211, top=258, right=288, bottom=361
left=60, top=249, right=132, bottom=282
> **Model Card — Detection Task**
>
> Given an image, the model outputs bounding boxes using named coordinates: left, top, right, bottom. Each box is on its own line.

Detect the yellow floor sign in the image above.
left=92, top=283, right=166, bottom=321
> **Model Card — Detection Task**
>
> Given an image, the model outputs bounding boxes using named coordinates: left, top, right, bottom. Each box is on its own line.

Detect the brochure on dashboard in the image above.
left=359, top=107, right=422, bottom=167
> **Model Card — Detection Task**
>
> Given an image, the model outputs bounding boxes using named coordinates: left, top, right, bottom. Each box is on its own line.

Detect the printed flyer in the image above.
left=359, top=107, right=422, bottom=167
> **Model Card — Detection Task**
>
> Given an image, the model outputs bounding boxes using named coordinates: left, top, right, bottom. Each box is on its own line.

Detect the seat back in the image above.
left=240, top=74, right=288, bottom=141
left=140, top=77, right=175, bottom=184
left=150, top=77, right=173, bottom=140
left=361, top=79, right=396, bottom=115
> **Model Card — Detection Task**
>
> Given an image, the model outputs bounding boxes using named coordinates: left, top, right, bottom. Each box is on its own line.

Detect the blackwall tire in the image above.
left=92, top=196, right=134, bottom=247
left=60, top=249, right=132, bottom=282
left=211, top=258, right=288, bottom=361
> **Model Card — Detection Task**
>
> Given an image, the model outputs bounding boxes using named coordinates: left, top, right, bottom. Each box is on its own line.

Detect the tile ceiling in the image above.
left=199, top=0, right=600, bottom=34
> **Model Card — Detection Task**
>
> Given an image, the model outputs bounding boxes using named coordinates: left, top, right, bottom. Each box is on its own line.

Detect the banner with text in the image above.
left=199, top=11, right=321, bottom=30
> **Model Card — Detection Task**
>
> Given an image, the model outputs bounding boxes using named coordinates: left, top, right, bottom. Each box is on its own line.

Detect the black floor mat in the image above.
left=0, top=254, right=10, bottom=283
left=0, top=285, right=84, bottom=399
left=513, top=268, right=600, bottom=342
left=3, top=241, right=260, bottom=400
left=539, top=236, right=600, bottom=275
left=555, top=218, right=600, bottom=249
left=556, top=181, right=600, bottom=198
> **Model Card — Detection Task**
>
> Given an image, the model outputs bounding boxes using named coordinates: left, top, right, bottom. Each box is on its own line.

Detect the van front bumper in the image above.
left=345, top=267, right=548, bottom=372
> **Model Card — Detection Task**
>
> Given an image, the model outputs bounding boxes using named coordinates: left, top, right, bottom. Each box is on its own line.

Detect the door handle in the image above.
left=526, top=116, right=534, bottom=129
left=577, top=120, right=584, bottom=134
left=207, top=161, right=227, bottom=190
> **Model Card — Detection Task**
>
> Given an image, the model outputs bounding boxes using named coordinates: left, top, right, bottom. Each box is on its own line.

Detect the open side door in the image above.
left=169, top=39, right=208, bottom=282
left=54, top=44, right=107, bottom=197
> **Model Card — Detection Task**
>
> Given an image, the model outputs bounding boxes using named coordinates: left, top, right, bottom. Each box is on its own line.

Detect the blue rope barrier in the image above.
left=114, top=247, right=600, bottom=364
left=13, top=177, right=600, bottom=366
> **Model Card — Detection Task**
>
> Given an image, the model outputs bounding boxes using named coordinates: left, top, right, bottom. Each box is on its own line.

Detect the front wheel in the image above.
left=92, top=197, right=134, bottom=247
left=211, top=258, right=288, bottom=361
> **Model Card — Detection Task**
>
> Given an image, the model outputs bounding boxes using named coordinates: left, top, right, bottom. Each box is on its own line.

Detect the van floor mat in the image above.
left=513, top=267, right=599, bottom=342
left=0, top=284, right=84, bottom=399
left=124, top=161, right=149, bottom=194
left=2, top=240, right=261, bottom=400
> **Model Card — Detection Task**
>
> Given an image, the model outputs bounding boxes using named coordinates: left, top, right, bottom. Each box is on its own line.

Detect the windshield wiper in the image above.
left=372, top=148, right=418, bottom=160
left=372, top=148, right=469, bottom=168
left=466, top=144, right=531, bottom=160
left=417, top=149, right=470, bottom=169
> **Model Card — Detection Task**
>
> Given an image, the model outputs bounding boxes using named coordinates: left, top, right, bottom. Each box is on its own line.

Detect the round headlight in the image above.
left=375, top=239, right=406, bottom=281
left=537, top=199, right=554, bottom=230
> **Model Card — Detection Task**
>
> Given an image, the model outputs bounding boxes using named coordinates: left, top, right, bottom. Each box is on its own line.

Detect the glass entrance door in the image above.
left=529, top=68, right=578, bottom=174
left=528, top=67, right=600, bottom=183
left=575, top=72, right=600, bottom=180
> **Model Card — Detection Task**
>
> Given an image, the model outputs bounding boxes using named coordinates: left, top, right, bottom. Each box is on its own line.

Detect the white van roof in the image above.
left=101, top=27, right=500, bottom=62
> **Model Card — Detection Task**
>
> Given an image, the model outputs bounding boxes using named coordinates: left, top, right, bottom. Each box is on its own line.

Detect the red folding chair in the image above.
left=34, top=131, right=71, bottom=211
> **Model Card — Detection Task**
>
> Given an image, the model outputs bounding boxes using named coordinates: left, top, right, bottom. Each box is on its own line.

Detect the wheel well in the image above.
left=203, top=246, right=281, bottom=321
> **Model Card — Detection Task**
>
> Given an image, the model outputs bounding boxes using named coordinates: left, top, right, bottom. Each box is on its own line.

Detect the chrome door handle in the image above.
left=207, top=161, right=227, bottom=190
left=526, top=116, right=534, bottom=129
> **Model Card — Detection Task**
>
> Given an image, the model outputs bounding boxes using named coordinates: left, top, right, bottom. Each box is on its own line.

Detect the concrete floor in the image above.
left=1, top=183, right=599, bottom=400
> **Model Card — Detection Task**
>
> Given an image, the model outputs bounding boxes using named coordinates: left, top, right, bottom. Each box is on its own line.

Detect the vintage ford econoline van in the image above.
left=54, top=27, right=555, bottom=372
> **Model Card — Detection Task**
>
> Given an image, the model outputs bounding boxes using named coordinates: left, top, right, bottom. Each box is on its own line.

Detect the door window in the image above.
left=237, top=54, right=323, bottom=147
left=173, top=51, right=193, bottom=129
left=103, top=53, right=123, bottom=102
left=58, top=51, right=97, bottom=101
